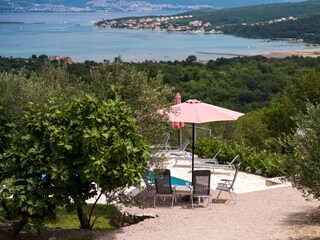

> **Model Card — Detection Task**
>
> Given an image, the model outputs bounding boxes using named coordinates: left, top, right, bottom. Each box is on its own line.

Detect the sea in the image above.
left=0, top=11, right=317, bottom=63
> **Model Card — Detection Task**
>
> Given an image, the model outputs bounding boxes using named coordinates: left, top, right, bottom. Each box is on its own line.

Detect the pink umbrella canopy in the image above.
left=164, top=99, right=244, bottom=124
left=158, top=99, right=244, bottom=184
left=171, top=93, right=185, bottom=130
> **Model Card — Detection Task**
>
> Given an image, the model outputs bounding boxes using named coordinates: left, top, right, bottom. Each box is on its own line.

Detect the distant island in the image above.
left=96, top=0, right=320, bottom=44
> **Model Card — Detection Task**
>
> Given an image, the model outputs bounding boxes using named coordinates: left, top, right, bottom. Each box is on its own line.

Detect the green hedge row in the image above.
left=195, top=137, right=285, bottom=177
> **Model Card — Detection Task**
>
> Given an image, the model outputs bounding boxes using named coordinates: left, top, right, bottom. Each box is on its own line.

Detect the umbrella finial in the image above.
left=172, top=93, right=184, bottom=130
left=175, top=92, right=181, bottom=102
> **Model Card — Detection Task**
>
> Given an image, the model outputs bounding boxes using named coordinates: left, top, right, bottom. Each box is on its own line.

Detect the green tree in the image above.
left=235, top=110, right=269, bottom=150
left=261, top=70, right=320, bottom=140
left=1, top=94, right=149, bottom=235
left=88, top=59, right=173, bottom=147
left=297, top=70, right=320, bottom=109
left=185, top=55, right=197, bottom=64
left=0, top=62, right=83, bottom=121
left=284, top=103, right=320, bottom=199
left=262, top=94, right=297, bottom=138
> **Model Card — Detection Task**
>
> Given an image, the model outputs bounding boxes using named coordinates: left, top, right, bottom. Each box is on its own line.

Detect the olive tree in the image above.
left=0, top=62, right=83, bottom=122
left=1, top=93, right=149, bottom=234
left=88, top=59, right=173, bottom=144
left=88, top=59, right=174, bottom=168
left=0, top=60, right=174, bottom=151
left=284, top=103, right=320, bottom=199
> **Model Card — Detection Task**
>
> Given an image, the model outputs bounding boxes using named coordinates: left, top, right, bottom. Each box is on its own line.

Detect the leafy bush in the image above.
left=195, top=137, right=285, bottom=177
left=283, top=103, right=320, bottom=199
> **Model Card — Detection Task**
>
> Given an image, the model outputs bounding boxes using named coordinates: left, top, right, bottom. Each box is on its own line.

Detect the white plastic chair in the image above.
left=215, top=163, right=241, bottom=203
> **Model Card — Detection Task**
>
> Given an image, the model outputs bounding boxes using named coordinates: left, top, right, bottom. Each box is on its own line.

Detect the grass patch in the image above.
left=45, top=204, right=117, bottom=232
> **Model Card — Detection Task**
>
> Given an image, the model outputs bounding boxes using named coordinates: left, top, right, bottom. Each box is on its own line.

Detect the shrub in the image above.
left=195, top=137, right=285, bottom=177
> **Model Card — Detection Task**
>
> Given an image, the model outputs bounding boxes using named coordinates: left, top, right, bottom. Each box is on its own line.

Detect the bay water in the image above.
left=0, top=11, right=316, bottom=62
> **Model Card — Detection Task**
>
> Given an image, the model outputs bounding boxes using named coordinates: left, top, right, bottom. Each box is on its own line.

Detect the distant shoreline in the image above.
left=0, top=21, right=24, bottom=24
left=0, top=21, right=46, bottom=25
left=197, top=52, right=248, bottom=57
left=261, top=50, right=320, bottom=58
left=197, top=50, right=320, bottom=64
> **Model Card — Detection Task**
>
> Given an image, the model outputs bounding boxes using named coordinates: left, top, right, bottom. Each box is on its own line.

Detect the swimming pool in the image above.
left=145, top=170, right=191, bottom=186
left=171, top=176, right=192, bottom=186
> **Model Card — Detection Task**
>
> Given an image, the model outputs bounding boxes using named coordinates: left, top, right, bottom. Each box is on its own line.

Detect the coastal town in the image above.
left=96, top=15, right=224, bottom=34
left=96, top=14, right=298, bottom=34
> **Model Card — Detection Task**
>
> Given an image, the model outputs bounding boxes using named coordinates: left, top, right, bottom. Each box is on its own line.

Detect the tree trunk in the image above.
left=76, top=206, right=91, bottom=230
left=13, top=217, right=27, bottom=240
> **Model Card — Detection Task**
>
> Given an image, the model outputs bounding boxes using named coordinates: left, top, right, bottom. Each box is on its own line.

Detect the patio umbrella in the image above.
left=171, top=93, right=185, bottom=146
left=159, top=99, right=244, bottom=184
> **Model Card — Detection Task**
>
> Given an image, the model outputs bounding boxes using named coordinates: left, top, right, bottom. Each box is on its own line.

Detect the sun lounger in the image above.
left=193, top=155, right=239, bottom=170
left=196, top=149, right=221, bottom=164
left=155, top=139, right=190, bottom=157
left=150, top=132, right=171, bottom=150
left=172, top=149, right=221, bottom=167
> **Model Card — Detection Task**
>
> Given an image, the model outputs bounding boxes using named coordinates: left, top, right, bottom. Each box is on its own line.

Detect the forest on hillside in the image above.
left=223, top=14, right=320, bottom=44
left=131, top=56, right=320, bottom=112
left=168, top=0, right=320, bottom=25
left=1, top=55, right=320, bottom=113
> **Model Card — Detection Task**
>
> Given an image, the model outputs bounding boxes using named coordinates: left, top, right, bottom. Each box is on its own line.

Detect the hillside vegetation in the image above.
left=96, top=0, right=320, bottom=44
left=142, top=0, right=304, bottom=7
left=174, top=0, right=320, bottom=25
left=1, top=54, right=319, bottom=113
left=223, top=14, right=320, bottom=44
left=172, top=0, right=320, bottom=44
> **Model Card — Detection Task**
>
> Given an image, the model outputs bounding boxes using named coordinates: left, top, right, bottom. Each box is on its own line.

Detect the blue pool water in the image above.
left=171, top=176, right=191, bottom=186
left=146, top=170, right=191, bottom=186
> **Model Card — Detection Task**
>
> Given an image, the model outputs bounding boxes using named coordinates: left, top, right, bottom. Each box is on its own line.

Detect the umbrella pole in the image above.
left=178, top=129, right=182, bottom=146
left=192, top=123, right=195, bottom=185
